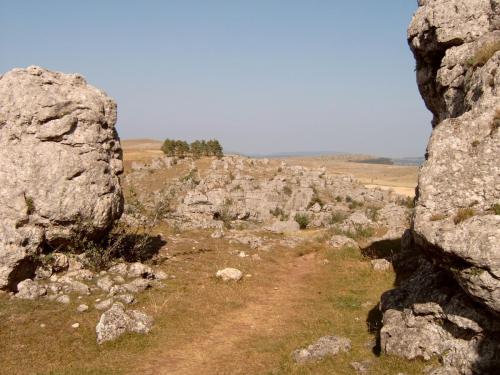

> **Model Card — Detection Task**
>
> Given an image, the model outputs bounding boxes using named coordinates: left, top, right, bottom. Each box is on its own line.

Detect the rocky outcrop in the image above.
left=0, top=66, right=124, bottom=289
left=380, top=1, right=500, bottom=373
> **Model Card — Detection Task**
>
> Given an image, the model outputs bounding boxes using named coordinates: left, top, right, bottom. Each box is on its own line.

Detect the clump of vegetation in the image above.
left=348, top=200, right=364, bottom=210
left=181, top=168, right=199, bottom=184
left=471, top=140, right=480, bottom=148
left=430, top=213, right=447, bottom=221
left=24, top=194, right=35, bottom=215
left=467, top=39, right=500, bottom=67
left=216, top=199, right=234, bottom=229
left=161, top=138, right=223, bottom=158
left=335, top=196, right=343, bottom=202
left=397, top=196, right=415, bottom=209
left=270, top=207, right=288, bottom=221
left=366, top=206, right=381, bottom=222
left=283, top=185, right=293, bottom=196
left=294, top=213, right=310, bottom=230
left=308, top=193, right=324, bottom=209
left=491, top=203, right=500, bottom=215
left=454, top=208, right=476, bottom=224
left=328, top=211, right=347, bottom=224
left=333, top=224, right=375, bottom=241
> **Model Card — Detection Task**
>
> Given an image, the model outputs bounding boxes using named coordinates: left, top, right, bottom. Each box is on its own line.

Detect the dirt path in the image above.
left=137, top=253, right=320, bottom=375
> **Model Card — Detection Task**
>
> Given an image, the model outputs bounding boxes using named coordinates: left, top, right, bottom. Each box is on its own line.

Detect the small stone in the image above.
left=71, top=323, right=80, bottom=329
left=237, top=251, right=248, bottom=258
left=113, top=275, right=125, bottom=284
left=40, top=323, right=46, bottom=328
left=77, top=304, right=89, bottom=312
left=56, top=295, right=71, bottom=304
left=95, top=298, right=114, bottom=311
left=116, top=294, right=135, bottom=304
left=97, top=276, right=114, bottom=292
left=127, top=262, right=154, bottom=279
left=292, top=336, right=351, bottom=364
left=371, top=259, right=391, bottom=272
left=215, top=268, right=243, bottom=282
left=153, top=270, right=168, bottom=280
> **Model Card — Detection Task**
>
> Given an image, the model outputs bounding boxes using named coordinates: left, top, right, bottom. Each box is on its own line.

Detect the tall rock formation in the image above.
left=379, top=1, right=500, bottom=374
left=0, top=66, right=124, bottom=289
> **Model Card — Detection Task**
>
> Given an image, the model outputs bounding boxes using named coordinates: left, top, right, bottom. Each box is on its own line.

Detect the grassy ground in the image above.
left=0, top=142, right=423, bottom=374
left=0, top=229, right=425, bottom=374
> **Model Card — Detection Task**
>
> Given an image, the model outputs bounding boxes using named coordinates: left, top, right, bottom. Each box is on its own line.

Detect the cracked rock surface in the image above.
left=0, top=66, right=123, bottom=289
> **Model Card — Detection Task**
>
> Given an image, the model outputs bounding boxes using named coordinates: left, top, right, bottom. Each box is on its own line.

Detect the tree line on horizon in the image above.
left=161, top=138, right=224, bottom=159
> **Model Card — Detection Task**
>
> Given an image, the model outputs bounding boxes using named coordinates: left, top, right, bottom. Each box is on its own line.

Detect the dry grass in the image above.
left=468, top=39, right=500, bottom=67
left=0, top=141, right=426, bottom=374
left=453, top=208, right=476, bottom=224
left=0, top=229, right=426, bottom=374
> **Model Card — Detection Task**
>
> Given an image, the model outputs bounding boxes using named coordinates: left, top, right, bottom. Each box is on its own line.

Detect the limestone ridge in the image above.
left=379, top=1, right=500, bottom=373
left=0, top=66, right=124, bottom=290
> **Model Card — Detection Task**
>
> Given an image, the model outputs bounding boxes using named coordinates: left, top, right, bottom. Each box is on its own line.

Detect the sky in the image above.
left=0, top=1, right=432, bottom=157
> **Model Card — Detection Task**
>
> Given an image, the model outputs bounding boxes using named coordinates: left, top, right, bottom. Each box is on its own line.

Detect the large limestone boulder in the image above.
left=379, top=1, right=500, bottom=373
left=0, top=66, right=123, bottom=289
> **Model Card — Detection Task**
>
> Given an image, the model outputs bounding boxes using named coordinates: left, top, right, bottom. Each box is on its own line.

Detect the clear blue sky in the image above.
left=0, top=0, right=431, bottom=157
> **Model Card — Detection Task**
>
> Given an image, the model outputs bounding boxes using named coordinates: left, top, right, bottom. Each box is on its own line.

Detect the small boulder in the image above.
left=108, top=263, right=128, bottom=276
left=15, top=279, right=47, bottom=300
left=95, top=298, right=114, bottom=311
left=292, top=335, right=351, bottom=364
left=77, top=304, right=89, bottom=312
left=127, top=262, right=154, bottom=279
left=97, top=276, right=114, bottom=292
left=216, top=268, right=243, bottom=282
left=95, top=303, right=153, bottom=344
left=329, top=235, right=359, bottom=249
left=56, top=295, right=71, bottom=304
left=265, top=220, right=300, bottom=234
left=371, top=259, right=391, bottom=272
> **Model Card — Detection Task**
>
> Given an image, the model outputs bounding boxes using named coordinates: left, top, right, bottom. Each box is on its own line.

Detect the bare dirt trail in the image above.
left=137, top=253, right=320, bottom=375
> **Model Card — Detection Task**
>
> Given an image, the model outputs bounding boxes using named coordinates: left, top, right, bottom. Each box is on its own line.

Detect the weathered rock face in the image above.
left=0, top=66, right=123, bottom=289
left=410, top=0, right=500, bottom=313
left=380, top=1, right=500, bottom=373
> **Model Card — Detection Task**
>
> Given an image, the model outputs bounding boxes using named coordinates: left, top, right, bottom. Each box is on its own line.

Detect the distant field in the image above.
left=121, top=140, right=419, bottom=197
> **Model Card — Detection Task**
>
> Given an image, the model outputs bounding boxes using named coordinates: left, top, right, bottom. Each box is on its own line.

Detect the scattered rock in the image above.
left=108, top=263, right=128, bottom=276
left=350, top=360, right=372, bottom=374
left=265, top=220, right=300, bottom=234
left=216, top=268, right=243, bottom=282
left=127, top=262, right=154, bottom=279
left=370, top=259, right=391, bottom=272
left=116, top=294, right=135, bottom=305
left=56, top=295, right=71, bottom=304
left=329, top=235, right=359, bottom=249
left=292, top=335, right=351, bottom=364
left=77, top=304, right=89, bottom=312
left=211, top=229, right=224, bottom=239
left=97, top=276, right=114, bottom=292
left=95, top=298, right=114, bottom=311
left=95, top=303, right=153, bottom=344
left=15, top=279, right=47, bottom=300
left=71, top=323, right=80, bottom=329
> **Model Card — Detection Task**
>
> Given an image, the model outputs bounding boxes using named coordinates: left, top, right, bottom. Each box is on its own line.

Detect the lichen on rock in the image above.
left=0, top=66, right=124, bottom=290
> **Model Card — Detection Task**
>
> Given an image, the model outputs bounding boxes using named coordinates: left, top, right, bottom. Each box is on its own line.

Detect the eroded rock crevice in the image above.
left=379, top=1, right=500, bottom=373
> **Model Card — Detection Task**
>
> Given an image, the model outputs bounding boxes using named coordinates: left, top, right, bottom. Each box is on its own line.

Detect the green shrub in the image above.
left=270, top=207, right=288, bottom=221
left=308, top=194, right=324, bottom=209
left=348, top=200, right=363, bottom=210
left=328, top=211, right=347, bottom=224
left=492, top=203, right=500, bottom=215
left=398, top=196, right=415, bottom=209
left=294, top=213, right=310, bottom=230
left=24, top=195, right=35, bottom=215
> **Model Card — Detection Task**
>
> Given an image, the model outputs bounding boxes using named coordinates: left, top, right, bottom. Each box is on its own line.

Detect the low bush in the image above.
left=294, top=213, right=310, bottom=230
